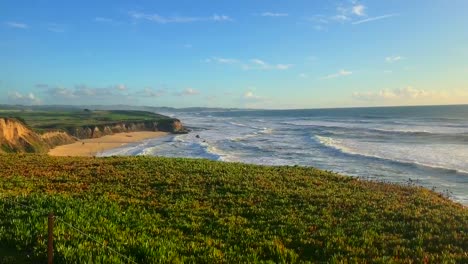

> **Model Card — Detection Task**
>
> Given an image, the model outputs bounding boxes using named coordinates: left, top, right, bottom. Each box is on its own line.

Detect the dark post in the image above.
left=48, top=212, right=54, bottom=264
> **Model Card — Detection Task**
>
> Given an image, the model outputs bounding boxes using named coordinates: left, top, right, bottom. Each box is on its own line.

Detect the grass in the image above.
left=0, top=109, right=173, bottom=133
left=0, top=154, right=467, bottom=263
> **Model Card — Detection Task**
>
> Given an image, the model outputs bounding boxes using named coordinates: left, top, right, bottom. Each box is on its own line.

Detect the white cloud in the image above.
left=74, top=85, right=115, bottom=97
left=308, top=15, right=329, bottom=24
left=30, top=83, right=169, bottom=104
left=352, top=13, right=399, bottom=25
left=211, top=14, right=232, bottom=22
left=177, top=88, right=200, bottom=96
left=240, top=89, right=272, bottom=108
left=331, top=15, right=349, bottom=22
left=276, top=64, right=293, bottom=70
left=353, top=86, right=447, bottom=102
left=322, top=69, right=352, bottom=79
left=47, top=86, right=76, bottom=98
left=385, top=56, right=404, bottom=63
left=206, top=57, right=292, bottom=71
left=244, top=59, right=293, bottom=70
left=331, top=3, right=366, bottom=22
left=115, top=84, right=127, bottom=91
left=243, top=90, right=263, bottom=100
left=260, top=12, right=288, bottom=17
left=394, top=87, right=433, bottom=98
left=129, top=11, right=232, bottom=24
left=306, top=16, right=330, bottom=30
left=299, top=73, right=308, bottom=78
left=308, top=3, right=365, bottom=28
left=8, top=91, right=42, bottom=105
left=351, top=87, right=468, bottom=106
left=335, top=6, right=350, bottom=21
left=43, top=84, right=130, bottom=99
left=140, top=88, right=165, bottom=97
left=251, top=59, right=267, bottom=67
left=205, top=57, right=238, bottom=64
left=308, top=3, right=398, bottom=29
left=352, top=5, right=366, bottom=16
left=5, top=22, right=28, bottom=29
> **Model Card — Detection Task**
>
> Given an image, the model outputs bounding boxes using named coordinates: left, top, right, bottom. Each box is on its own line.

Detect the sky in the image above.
left=1, top=0, right=468, bottom=109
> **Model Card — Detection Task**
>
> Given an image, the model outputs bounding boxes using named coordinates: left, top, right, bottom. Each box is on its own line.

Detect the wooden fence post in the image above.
left=48, top=212, right=54, bottom=264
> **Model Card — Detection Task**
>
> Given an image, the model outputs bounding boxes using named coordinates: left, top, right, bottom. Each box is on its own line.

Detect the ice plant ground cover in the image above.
left=0, top=154, right=466, bottom=263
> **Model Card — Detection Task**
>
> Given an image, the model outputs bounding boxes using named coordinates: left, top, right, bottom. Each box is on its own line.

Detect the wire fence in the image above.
left=0, top=196, right=138, bottom=264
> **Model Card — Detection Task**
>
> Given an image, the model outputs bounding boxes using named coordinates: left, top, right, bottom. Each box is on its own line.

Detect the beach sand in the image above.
left=48, top=131, right=169, bottom=157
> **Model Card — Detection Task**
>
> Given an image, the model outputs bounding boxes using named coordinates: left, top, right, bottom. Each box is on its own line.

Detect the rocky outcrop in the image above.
left=157, top=119, right=187, bottom=134
left=66, top=119, right=189, bottom=139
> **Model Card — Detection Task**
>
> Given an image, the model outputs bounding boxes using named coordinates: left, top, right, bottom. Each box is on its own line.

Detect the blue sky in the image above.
left=1, top=0, right=467, bottom=109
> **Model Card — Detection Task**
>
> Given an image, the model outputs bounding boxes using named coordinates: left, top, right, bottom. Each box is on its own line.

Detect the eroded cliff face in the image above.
left=0, top=118, right=48, bottom=153
left=41, top=131, right=77, bottom=148
left=67, top=119, right=188, bottom=139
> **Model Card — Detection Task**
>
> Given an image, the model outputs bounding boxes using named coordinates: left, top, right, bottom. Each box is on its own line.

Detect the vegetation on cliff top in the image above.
left=0, top=109, right=174, bottom=133
left=0, top=155, right=466, bottom=263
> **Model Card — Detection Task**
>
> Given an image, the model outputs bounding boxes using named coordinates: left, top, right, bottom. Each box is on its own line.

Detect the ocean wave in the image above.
left=229, top=121, right=249, bottom=127
left=283, top=120, right=468, bottom=137
left=314, top=135, right=468, bottom=175
left=371, top=128, right=432, bottom=135
left=260, top=127, right=274, bottom=134
left=199, top=141, right=227, bottom=161
left=171, top=135, right=227, bottom=161
left=230, top=127, right=274, bottom=142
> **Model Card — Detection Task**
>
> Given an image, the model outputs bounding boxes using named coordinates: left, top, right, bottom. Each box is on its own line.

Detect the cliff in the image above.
left=67, top=119, right=187, bottom=139
left=0, top=117, right=188, bottom=153
left=0, top=118, right=49, bottom=153
left=41, top=131, right=77, bottom=148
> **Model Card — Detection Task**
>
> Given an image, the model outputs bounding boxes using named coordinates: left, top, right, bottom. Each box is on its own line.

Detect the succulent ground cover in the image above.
left=0, top=154, right=466, bottom=263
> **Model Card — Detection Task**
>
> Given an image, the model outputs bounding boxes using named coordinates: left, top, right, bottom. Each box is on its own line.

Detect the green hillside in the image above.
left=0, top=109, right=173, bottom=133
left=0, top=155, right=466, bottom=263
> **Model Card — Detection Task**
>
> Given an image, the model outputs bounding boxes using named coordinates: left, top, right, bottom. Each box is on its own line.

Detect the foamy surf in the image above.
left=314, top=135, right=468, bottom=175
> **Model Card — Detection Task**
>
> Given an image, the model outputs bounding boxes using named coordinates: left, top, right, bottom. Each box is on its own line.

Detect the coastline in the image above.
left=48, top=131, right=169, bottom=157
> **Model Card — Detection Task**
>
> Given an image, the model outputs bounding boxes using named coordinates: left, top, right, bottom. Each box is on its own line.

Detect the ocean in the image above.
left=100, top=105, right=468, bottom=205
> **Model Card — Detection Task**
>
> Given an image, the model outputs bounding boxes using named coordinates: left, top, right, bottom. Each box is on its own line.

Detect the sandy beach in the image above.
left=48, top=131, right=169, bottom=157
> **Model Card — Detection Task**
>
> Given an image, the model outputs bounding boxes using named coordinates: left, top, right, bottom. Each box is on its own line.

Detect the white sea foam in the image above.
left=315, top=135, right=468, bottom=174
left=284, top=120, right=468, bottom=134
left=229, top=121, right=249, bottom=127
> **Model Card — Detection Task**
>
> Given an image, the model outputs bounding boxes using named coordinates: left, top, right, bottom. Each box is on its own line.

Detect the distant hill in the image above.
left=0, top=104, right=243, bottom=113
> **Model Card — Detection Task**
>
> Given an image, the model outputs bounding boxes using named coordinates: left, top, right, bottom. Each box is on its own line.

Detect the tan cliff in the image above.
left=0, top=118, right=188, bottom=153
left=67, top=119, right=186, bottom=139
left=41, top=131, right=77, bottom=148
left=0, top=118, right=49, bottom=153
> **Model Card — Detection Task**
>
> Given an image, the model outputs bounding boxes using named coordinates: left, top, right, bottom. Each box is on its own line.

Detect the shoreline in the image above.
left=48, top=131, right=169, bottom=157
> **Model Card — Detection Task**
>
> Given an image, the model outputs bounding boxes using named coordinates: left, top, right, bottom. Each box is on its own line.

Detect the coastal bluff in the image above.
left=0, top=111, right=188, bottom=153
left=68, top=119, right=186, bottom=139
